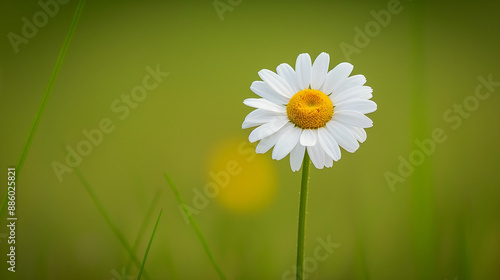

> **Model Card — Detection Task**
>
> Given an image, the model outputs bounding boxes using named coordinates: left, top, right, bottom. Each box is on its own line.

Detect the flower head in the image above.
left=242, top=52, right=377, bottom=171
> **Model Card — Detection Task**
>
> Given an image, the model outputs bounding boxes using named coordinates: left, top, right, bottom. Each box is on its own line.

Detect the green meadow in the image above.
left=0, top=0, right=499, bottom=279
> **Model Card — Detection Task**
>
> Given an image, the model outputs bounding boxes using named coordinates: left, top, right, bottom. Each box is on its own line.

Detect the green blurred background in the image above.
left=1, top=0, right=499, bottom=279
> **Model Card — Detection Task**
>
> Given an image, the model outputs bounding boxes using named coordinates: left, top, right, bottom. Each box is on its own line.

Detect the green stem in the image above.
left=296, top=152, right=311, bottom=280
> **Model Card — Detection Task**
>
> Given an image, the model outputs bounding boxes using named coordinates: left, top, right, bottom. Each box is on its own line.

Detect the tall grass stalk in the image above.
left=0, top=0, right=86, bottom=219
left=354, top=217, right=370, bottom=280
left=164, top=172, right=227, bottom=280
left=409, top=0, right=436, bottom=278
left=126, top=189, right=163, bottom=274
left=137, top=209, right=163, bottom=280
left=458, top=205, right=471, bottom=280
left=75, top=168, right=150, bottom=280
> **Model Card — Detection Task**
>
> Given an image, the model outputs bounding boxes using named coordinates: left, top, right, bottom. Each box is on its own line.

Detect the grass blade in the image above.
left=0, top=0, right=86, bottom=218
left=137, top=209, right=163, bottom=280
left=458, top=206, right=471, bottom=280
left=164, top=172, right=227, bottom=280
left=132, top=189, right=163, bottom=252
left=75, top=168, right=150, bottom=279
left=126, top=189, right=163, bottom=274
left=409, top=0, right=436, bottom=278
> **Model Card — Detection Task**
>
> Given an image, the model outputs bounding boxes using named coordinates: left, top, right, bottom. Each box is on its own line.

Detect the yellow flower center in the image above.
left=286, top=89, right=334, bottom=129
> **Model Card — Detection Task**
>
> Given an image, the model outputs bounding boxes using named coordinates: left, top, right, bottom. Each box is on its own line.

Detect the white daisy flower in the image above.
left=242, top=52, right=377, bottom=171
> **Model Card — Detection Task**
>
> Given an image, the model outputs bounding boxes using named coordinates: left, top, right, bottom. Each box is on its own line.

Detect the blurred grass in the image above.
left=127, top=189, right=162, bottom=275
left=0, top=0, right=499, bottom=279
left=0, top=0, right=86, bottom=220
left=165, top=172, right=227, bottom=280
left=137, top=209, right=162, bottom=280
left=409, top=0, right=437, bottom=279
left=75, top=168, right=150, bottom=279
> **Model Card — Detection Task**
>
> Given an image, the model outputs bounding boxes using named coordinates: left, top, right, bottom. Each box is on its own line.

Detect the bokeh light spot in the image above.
left=206, top=137, right=277, bottom=214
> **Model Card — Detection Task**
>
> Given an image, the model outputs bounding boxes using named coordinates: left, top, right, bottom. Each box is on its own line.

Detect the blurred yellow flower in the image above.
left=206, top=137, right=277, bottom=214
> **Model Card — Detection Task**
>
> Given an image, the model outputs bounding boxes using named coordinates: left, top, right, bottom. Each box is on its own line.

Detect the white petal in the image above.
left=242, top=109, right=285, bottom=129
left=295, top=53, right=312, bottom=90
left=272, top=125, right=302, bottom=160
left=243, top=98, right=286, bottom=113
left=300, top=129, right=317, bottom=146
left=311, top=52, right=330, bottom=89
left=349, top=127, right=367, bottom=143
left=276, top=63, right=301, bottom=93
left=332, top=86, right=373, bottom=104
left=250, top=81, right=289, bottom=105
left=307, top=145, right=325, bottom=169
left=248, top=116, right=289, bottom=143
left=336, top=74, right=366, bottom=94
left=256, top=129, right=283, bottom=154
left=324, top=154, right=334, bottom=168
left=326, top=122, right=360, bottom=153
left=332, top=110, right=373, bottom=128
left=334, top=99, right=377, bottom=114
left=258, top=69, right=295, bottom=98
left=290, top=143, right=306, bottom=172
left=320, top=62, right=353, bottom=94
left=317, top=127, right=341, bottom=161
